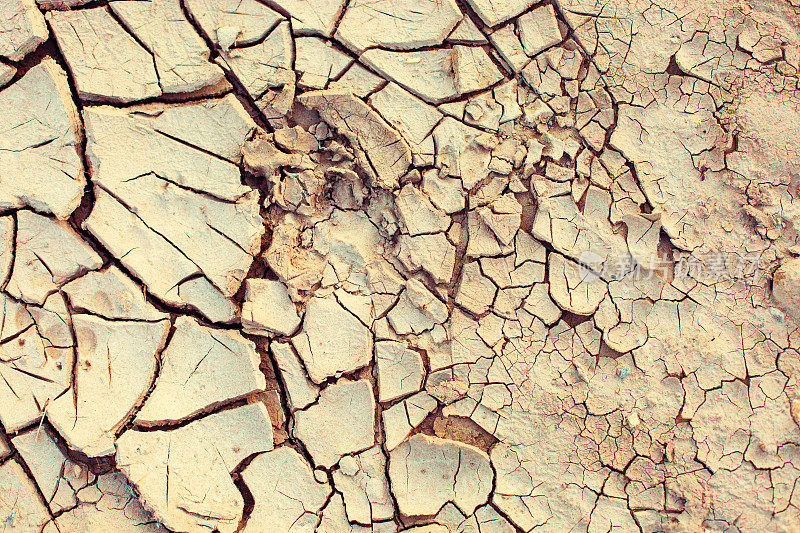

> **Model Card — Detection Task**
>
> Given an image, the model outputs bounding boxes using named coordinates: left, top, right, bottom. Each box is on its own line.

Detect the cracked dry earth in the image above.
left=3, top=1, right=800, bottom=533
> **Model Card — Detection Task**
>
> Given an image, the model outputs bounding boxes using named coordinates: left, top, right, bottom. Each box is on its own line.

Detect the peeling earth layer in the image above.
left=1, top=0, right=800, bottom=531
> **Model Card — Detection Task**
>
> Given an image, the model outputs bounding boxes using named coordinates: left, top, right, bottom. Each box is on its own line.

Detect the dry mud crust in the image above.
left=1, top=0, right=800, bottom=531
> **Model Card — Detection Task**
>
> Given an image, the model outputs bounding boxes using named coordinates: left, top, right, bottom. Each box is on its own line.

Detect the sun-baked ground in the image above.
left=1, top=0, right=800, bottom=531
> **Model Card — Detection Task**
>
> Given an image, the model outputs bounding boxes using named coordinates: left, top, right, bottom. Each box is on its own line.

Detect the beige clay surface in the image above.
left=1, top=0, right=800, bottom=531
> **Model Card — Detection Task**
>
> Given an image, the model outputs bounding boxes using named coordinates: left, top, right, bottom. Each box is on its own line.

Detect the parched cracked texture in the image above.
left=1, top=0, right=800, bottom=531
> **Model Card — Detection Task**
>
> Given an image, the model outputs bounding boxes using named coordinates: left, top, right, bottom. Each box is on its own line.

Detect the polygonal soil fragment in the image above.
left=270, top=0, right=346, bottom=36
left=369, top=83, right=443, bottom=166
left=116, top=404, right=273, bottom=533
left=7, top=210, right=102, bottom=305
left=48, top=472, right=168, bottom=533
left=12, top=426, right=89, bottom=513
left=387, top=279, right=448, bottom=336
left=135, top=316, right=266, bottom=424
left=292, top=295, right=373, bottom=384
left=82, top=187, right=235, bottom=324
left=294, top=378, right=375, bottom=468
left=241, top=446, right=331, bottom=532
left=383, top=392, right=438, bottom=451
left=0, top=293, right=75, bottom=432
left=270, top=341, right=319, bottom=411
left=216, top=20, right=295, bottom=116
left=361, top=47, right=503, bottom=104
left=517, top=5, right=563, bottom=56
left=465, top=0, right=537, bottom=26
left=609, top=101, right=723, bottom=251
left=294, top=37, right=352, bottom=90
left=81, top=97, right=264, bottom=322
left=376, top=340, right=425, bottom=402
left=547, top=252, right=608, bottom=316
left=108, top=0, right=225, bottom=95
left=82, top=100, right=256, bottom=203
left=336, top=0, right=463, bottom=52
left=398, top=233, right=457, bottom=285
left=184, top=0, right=283, bottom=50
left=332, top=446, right=394, bottom=524
left=0, top=60, right=86, bottom=219
left=389, top=434, right=494, bottom=517
left=47, top=315, right=170, bottom=457
left=0, top=459, right=50, bottom=531
left=47, top=8, right=161, bottom=103
left=0, top=0, right=48, bottom=61
left=62, top=267, right=169, bottom=322
left=242, top=279, right=301, bottom=337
